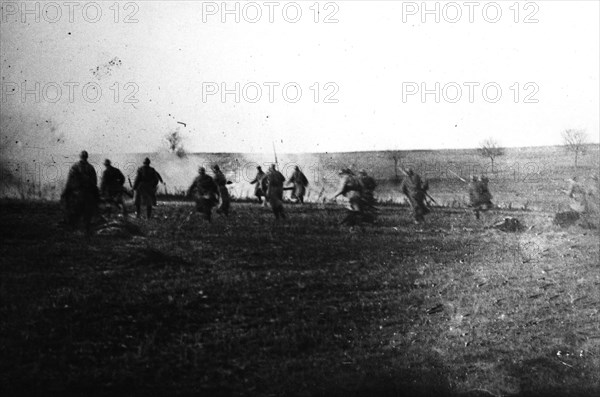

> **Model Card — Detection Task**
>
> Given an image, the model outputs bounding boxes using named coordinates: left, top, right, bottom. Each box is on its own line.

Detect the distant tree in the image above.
left=478, top=138, right=505, bottom=173
left=562, top=129, right=588, bottom=168
left=166, top=129, right=186, bottom=158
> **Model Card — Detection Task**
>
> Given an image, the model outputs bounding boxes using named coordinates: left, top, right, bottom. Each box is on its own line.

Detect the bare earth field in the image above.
left=1, top=197, right=599, bottom=397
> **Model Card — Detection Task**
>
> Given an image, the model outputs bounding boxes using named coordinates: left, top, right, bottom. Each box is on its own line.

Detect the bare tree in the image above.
left=562, top=129, right=588, bottom=168
left=478, top=138, right=505, bottom=173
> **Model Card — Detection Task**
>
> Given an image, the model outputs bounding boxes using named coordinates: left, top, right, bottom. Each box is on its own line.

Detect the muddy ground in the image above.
left=1, top=199, right=599, bottom=396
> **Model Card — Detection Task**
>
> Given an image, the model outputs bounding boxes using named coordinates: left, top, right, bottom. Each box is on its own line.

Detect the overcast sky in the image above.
left=1, top=0, right=598, bottom=155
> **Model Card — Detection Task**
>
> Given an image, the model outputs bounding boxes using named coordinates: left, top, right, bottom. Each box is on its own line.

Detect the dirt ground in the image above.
left=1, top=199, right=599, bottom=396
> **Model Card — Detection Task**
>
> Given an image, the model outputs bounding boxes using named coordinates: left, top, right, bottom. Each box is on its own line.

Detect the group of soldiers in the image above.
left=61, top=151, right=164, bottom=233
left=61, top=149, right=499, bottom=232
left=186, top=164, right=231, bottom=222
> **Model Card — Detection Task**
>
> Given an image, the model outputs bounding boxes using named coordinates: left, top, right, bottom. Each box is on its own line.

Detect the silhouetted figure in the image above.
left=101, top=159, right=128, bottom=217
left=133, top=158, right=163, bottom=219
left=187, top=167, right=219, bottom=222
left=288, top=166, right=309, bottom=204
left=61, top=150, right=99, bottom=234
left=212, top=164, right=230, bottom=216
left=264, top=164, right=286, bottom=219
left=400, top=168, right=430, bottom=224
left=250, top=166, right=266, bottom=204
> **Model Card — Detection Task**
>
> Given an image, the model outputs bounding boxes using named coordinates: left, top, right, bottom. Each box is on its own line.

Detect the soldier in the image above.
left=400, top=168, right=430, bottom=224
left=212, top=164, right=230, bottom=216
left=133, top=157, right=163, bottom=219
left=468, top=175, right=494, bottom=220
left=60, top=150, right=99, bottom=233
left=566, top=175, right=599, bottom=215
left=249, top=165, right=266, bottom=204
left=288, top=166, right=309, bottom=204
left=187, top=167, right=219, bottom=222
left=100, top=159, right=128, bottom=217
left=358, top=169, right=377, bottom=209
left=264, top=164, right=286, bottom=219
left=332, top=168, right=376, bottom=226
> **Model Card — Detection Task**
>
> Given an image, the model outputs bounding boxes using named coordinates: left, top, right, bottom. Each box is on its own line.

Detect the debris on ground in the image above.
left=488, top=217, right=524, bottom=232
left=553, top=211, right=581, bottom=228
left=96, top=219, right=143, bottom=238
left=426, top=304, right=444, bottom=315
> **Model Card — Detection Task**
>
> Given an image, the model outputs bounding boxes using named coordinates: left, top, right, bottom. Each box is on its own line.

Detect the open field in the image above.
left=1, top=197, right=599, bottom=396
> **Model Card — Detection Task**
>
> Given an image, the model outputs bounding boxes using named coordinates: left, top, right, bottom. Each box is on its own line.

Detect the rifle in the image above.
left=272, top=141, right=278, bottom=169
left=127, top=177, right=135, bottom=199
left=425, top=192, right=437, bottom=205
left=448, top=169, right=467, bottom=183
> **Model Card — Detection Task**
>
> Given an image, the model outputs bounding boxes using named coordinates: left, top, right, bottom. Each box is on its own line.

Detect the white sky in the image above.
left=1, top=0, right=599, bottom=154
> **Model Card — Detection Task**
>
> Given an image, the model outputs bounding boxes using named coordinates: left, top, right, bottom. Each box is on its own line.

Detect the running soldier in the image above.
left=400, top=168, right=430, bottom=224
left=332, top=168, right=376, bottom=226
left=358, top=169, right=377, bottom=210
left=468, top=175, right=494, bottom=219
left=264, top=164, right=286, bottom=219
left=288, top=166, right=309, bottom=204
left=566, top=175, right=599, bottom=216
left=249, top=166, right=266, bottom=204
left=100, top=159, right=128, bottom=217
left=187, top=167, right=219, bottom=222
left=212, top=164, right=230, bottom=216
left=61, top=150, right=99, bottom=233
left=133, top=158, right=163, bottom=219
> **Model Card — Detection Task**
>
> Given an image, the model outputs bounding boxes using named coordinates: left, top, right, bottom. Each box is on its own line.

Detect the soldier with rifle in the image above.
left=263, top=164, right=286, bottom=219
left=400, top=168, right=430, bottom=224
left=100, top=159, right=130, bottom=217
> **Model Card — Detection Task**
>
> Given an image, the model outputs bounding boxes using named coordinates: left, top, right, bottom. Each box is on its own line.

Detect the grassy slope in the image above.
left=1, top=199, right=599, bottom=396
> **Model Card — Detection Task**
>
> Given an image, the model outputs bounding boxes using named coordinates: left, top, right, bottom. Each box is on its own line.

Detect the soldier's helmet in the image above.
left=359, top=169, right=368, bottom=176
left=198, top=167, right=206, bottom=174
left=80, top=150, right=89, bottom=160
left=104, top=159, right=111, bottom=166
left=339, top=168, right=353, bottom=175
left=212, top=165, right=220, bottom=171
left=143, top=157, right=151, bottom=165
